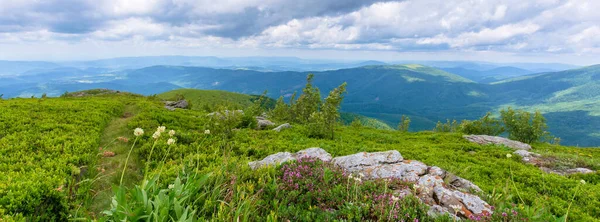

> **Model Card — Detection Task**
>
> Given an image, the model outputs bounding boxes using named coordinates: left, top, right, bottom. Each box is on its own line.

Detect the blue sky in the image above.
left=0, top=0, right=598, bottom=65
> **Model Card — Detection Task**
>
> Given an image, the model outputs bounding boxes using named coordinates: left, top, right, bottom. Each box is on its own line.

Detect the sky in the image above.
left=0, top=0, right=599, bottom=65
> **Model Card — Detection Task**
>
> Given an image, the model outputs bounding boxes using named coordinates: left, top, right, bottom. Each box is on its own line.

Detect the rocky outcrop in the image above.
left=249, top=148, right=492, bottom=219
left=513, top=150, right=595, bottom=176
left=273, top=123, right=292, bottom=132
left=248, top=148, right=331, bottom=169
left=256, top=116, right=275, bottom=129
left=164, top=100, right=189, bottom=111
left=463, top=135, right=531, bottom=150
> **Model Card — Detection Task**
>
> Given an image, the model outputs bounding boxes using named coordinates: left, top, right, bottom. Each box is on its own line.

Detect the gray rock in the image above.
left=331, top=150, right=403, bottom=170
left=273, top=123, right=292, bottom=132
left=433, top=186, right=469, bottom=216
left=427, top=205, right=460, bottom=221
left=452, top=191, right=492, bottom=215
left=256, top=118, right=275, bottom=129
left=295, top=148, right=332, bottom=162
left=428, top=166, right=446, bottom=178
left=164, top=100, right=189, bottom=110
left=446, top=173, right=483, bottom=193
left=513, top=150, right=541, bottom=158
left=248, top=152, right=294, bottom=169
left=416, top=175, right=444, bottom=204
left=463, top=135, right=531, bottom=150
left=565, top=168, right=595, bottom=175
left=358, top=160, right=427, bottom=182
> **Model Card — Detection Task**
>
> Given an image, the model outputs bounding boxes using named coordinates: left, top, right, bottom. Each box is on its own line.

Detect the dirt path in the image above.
left=86, top=105, right=143, bottom=217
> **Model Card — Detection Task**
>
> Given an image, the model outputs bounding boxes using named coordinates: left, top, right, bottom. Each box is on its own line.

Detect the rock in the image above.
left=273, top=123, right=292, bottom=132
left=256, top=118, right=275, bottom=129
left=416, top=175, right=444, bottom=204
left=358, top=160, right=427, bottom=182
left=565, top=168, right=595, bottom=175
left=428, top=166, right=446, bottom=178
left=445, top=173, right=483, bottom=193
left=463, top=135, right=531, bottom=150
left=331, top=150, right=403, bottom=170
left=164, top=100, right=189, bottom=110
left=295, top=148, right=332, bottom=162
left=393, top=187, right=413, bottom=199
left=433, top=186, right=473, bottom=218
left=513, top=150, right=541, bottom=158
left=248, top=152, right=294, bottom=170
left=452, top=191, right=492, bottom=215
left=427, top=205, right=460, bottom=221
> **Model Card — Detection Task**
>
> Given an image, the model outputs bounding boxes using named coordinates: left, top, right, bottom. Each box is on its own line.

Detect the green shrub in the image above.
left=459, top=112, right=504, bottom=136
left=397, top=115, right=411, bottom=132
left=500, top=107, right=549, bottom=143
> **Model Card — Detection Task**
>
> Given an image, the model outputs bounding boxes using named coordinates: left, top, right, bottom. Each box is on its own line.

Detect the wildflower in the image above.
left=167, top=138, right=175, bottom=145
left=506, top=153, right=512, bottom=158
left=152, top=131, right=161, bottom=139
left=358, top=173, right=365, bottom=178
left=157, top=126, right=166, bottom=133
left=134, top=128, right=144, bottom=137
left=450, top=204, right=462, bottom=213
left=348, top=174, right=354, bottom=179
left=169, top=130, right=175, bottom=137
left=580, top=179, right=586, bottom=185
left=168, top=184, right=174, bottom=189
left=502, top=212, right=507, bottom=217
left=117, top=136, right=129, bottom=142
left=204, top=129, right=211, bottom=134
left=391, top=196, right=400, bottom=202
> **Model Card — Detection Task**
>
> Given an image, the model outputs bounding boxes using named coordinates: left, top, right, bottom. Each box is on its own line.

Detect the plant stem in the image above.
left=509, top=164, right=526, bottom=205
left=565, top=183, right=582, bottom=222
left=119, top=137, right=139, bottom=186
left=143, top=140, right=158, bottom=182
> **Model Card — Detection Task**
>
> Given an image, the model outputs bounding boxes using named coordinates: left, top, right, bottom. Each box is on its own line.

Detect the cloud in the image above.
left=0, top=0, right=599, bottom=61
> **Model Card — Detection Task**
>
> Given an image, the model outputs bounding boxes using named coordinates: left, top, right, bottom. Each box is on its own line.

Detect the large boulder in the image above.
left=331, top=150, right=403, bottom=170
left=463, top=135, right=531, bottom=150
left=295, top=147, right=332, bottom=162
left=248, top=152, right=294, bottom=170
left=164, top=100, right=189, bottom=111
left=358, top=160, right=428, bottom=182
left=273, top=123, right=292, bottom=132
left=256, top=118, right=275, bottom=129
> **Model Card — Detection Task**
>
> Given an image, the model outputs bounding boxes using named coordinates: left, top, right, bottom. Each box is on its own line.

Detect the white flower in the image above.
left=152, top=131, right=161, bottom=139
left=506, top=154, right=512, bottom=158
left=450, top=204, right=462, bottom=213
left=358, top=173, right=365, bottom=178
left=168, top=184, right=174, bottom=189
left=348, top=175, right=354, bottom=179
left=391, top=196, right=399, bottom=202
left=354, top=177, right=362, bottom=183
left=157, top=126, right=166, bottom=133
left=169, top=130, right=175, bottom=137
left=204, top=129, right=210, bottom=134
left=580, top=180, right=586, bottom=185
left=134, top=128, right=144, bottom=137
left=167, top=138, right=175, bottom=145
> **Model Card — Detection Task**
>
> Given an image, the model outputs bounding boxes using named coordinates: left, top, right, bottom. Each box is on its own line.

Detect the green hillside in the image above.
left=1, top=89, right=600, bottom=221
left=157, top=88, right=276, bottom=111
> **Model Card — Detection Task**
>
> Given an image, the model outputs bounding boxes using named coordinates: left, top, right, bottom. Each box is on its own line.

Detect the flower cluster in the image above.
left=134, top=128, right=144, bottom=137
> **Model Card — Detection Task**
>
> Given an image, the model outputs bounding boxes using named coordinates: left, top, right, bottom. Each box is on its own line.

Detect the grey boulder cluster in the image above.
left=463, top=135, right=531, bottom=150
left=464, top=135, right=595, bottom=176
left=249, top=148, right=492, bottom=219
left=164, top=100, right=189, bottom=111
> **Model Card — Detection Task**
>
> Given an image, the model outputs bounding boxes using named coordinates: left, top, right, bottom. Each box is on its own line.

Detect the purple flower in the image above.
left=502, top=212, right=507, bottom=217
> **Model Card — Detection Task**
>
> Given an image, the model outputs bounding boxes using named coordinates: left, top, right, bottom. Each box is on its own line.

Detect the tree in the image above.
left=270, top=96, right=290, bottom=122
left=321, top=82, right=347, bottom=139
left=351, top=117, right=363, bottom=128
left=294, top=74, right=321, bottom=123
left=459, top=112, right=504, bottom=136
left=500, top=107, right=548, bottom=143
left=397, top=115, right=411, bottom=132
left=433, top=119, right=459, bottom=132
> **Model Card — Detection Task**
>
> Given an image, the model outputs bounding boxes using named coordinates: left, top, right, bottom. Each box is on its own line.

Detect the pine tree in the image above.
left=271, top=96, right=290, bottom=121
left=397, top=115, right=411, bottom=132
left=295, top=74, right=321, bottom=123
left=321, top=82, right=347, bottom=139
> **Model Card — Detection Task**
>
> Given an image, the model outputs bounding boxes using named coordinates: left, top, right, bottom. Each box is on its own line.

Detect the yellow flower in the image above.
left=506, top=153, right=512, bottom=158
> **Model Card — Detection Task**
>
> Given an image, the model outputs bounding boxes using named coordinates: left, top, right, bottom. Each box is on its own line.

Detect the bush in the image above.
left=459, top=112, right=504, bottom=136
left=433, top=119, right=459, bottom=132
left=500, top=107, right=549, bottom=143
left=397, top=115, right=411, bottom=132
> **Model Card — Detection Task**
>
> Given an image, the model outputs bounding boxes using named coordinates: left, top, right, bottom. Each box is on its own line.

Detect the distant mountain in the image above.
left=441, top=66, right=535, bottom=83
left=0, top=60, right=62, bottom=76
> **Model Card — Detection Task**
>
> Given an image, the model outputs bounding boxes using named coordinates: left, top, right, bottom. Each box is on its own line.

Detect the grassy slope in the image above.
left=157, top=88, right=275, bottom=111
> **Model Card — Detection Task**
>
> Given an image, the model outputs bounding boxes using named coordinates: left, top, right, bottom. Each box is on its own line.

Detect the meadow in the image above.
left=0, top=90, right=599, bottom=221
